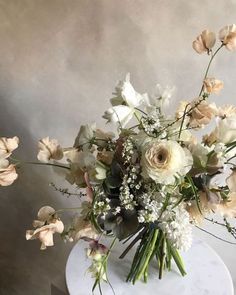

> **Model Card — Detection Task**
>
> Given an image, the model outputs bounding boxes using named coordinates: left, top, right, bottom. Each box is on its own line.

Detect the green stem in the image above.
left=136, top=229, right=159, bottom=281
left=198, top=44, right=224, bottom=97
left=25, top=161, right=70, bottom=170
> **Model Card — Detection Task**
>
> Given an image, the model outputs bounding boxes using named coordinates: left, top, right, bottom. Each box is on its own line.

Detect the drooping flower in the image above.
left=37, top=137, right=63, bottom=163
left=203, top=78, right=223, bottom=94
left=192, top=30, right=216, bottom=54
left=219, top=24, right=236, bottom=51
left=26, top=220, right=64, bottom=250
left=141, top=140, right=193, bottom=185
left=26, top=206, right=64, bottom=250
left=0, top=136, right=19, bottom=159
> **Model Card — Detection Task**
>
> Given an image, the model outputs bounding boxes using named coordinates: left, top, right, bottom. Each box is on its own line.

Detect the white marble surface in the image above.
left=65, top=239, right=234, bottom=295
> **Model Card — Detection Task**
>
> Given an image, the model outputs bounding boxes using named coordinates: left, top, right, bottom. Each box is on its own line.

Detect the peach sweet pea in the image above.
left=193, top=30, right=216, bottom=54
left=37, top=137, right=63, bottom=163
left=219, top=24, right=236, bottom=51
left=0, top=136, right=19, bottom=159
left=26, top=206, right=64, bottom=250
left=203, top=78, right=223, bottom=94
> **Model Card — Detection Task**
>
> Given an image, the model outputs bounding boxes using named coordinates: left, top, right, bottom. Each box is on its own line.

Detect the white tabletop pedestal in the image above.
left=65, top=239, right=234, bottom=295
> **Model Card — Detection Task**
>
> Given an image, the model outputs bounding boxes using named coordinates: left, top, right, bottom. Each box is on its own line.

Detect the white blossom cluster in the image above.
left=122, top=137, right=135, bottom=164
left=119, top=173, right=138, bottom=210
left=137, top=191, right=164, bottom=223
left=93, top=197, right=111, bottom=218
left=141, top=116, right=161, bottom=136
left=159, top=204, right=192, bottom=251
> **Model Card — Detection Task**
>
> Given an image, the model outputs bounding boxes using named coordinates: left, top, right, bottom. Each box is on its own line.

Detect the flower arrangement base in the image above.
left=65, top=239, right=234, bottom=295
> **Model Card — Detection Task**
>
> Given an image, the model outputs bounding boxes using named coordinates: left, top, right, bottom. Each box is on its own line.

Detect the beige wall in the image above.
left=0, top=1, right=236, bottom=293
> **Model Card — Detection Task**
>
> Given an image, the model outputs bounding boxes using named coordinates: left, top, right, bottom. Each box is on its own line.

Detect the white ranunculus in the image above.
left=214, top=115, right=236, bottom=144
left=141, top=140, right=193, bottom=185
left=0, top=136, right=19, bottom=159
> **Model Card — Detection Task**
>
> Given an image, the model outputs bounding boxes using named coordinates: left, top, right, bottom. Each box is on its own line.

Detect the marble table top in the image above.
left=65, top=239, right=234, bottom=295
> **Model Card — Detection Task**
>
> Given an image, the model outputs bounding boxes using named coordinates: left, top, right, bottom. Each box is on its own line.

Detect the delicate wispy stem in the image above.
left=195, top=225, right=236, bottom=245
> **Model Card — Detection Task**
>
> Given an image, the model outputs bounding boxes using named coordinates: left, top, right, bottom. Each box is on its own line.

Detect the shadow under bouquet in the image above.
left=2, top=25, right=236, bottom=294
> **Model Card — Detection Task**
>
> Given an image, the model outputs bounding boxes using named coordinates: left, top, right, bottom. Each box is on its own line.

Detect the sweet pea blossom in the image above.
left=37, top=137, right=63, bottom=163
left=0, top=136, right=19, bottom=159
left=26, top=206, right=64, bottom=250
left=193, top=30, right=216, bottom=54
left=103, top=73, right=144, bottom=127
left=219, top=24, right=236, bottom=51
left=0, top=163, right=18, bottom=186
left=203, top=78, right=224, bottom=94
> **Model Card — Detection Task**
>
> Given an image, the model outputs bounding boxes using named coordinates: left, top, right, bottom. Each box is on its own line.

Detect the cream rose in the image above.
left=141, top=140, right=193, bottom=185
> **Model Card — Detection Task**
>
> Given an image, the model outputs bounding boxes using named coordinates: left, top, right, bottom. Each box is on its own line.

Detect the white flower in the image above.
left=65, top=149, right=96, bottom=186
left=160, top=204, right=192, bottom=251
left=103, top=73, right=144, bottom=127
left=141, top=140, right=193, bottom=185
left=74, top=123, right=96, bottom=150
left=103, top=105, right=134, bottom=127
left=37, top=137, right=63, bottom=163
left=144, top=84, right=175, bottom=114
left=214, top=115, right=236, bottom=144
left=0, top=136, right=19, bottom=159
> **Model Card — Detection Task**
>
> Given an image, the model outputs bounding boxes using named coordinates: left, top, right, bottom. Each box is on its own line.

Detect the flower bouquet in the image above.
left=2, top=25, right=236, bottom=294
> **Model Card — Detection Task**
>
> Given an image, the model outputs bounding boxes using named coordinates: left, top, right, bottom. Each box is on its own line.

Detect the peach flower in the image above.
left=219, top=24, right=236, bottom=51
left=0, top=136, right=19, bottom=159
left=26, top=206, right=64, bottom=250
left=193, top=30, right=216, bottom=54
left=203, top=78, right=223, bottom=94
left=37, top=137, right=63, bottom=163
left=0, top=160, right=18, bottom=186
left=216, top=193, right=236, bottom=218
left=217, top=105, right=236, bottom=118
left=189, top=100, right=217, bottom=128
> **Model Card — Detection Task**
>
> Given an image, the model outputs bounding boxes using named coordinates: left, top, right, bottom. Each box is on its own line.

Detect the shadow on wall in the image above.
left=0, top=98, right=72, bottom=294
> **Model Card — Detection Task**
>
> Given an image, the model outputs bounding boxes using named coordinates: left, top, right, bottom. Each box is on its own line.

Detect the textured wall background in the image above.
left=0, top=0, right=236, bottom=294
